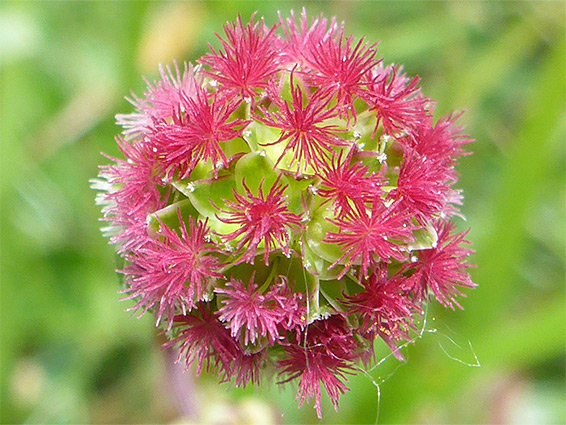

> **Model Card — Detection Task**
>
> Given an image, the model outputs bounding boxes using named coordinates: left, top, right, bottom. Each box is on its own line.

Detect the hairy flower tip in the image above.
left=95, top=137, right=166, bottom=252
left=216, top=177, right=304, bottom=265
left=268, top=276, right=307, bottom=335
left=121, top=212, right=223, bottom=330
left=325, top=200, right=417, bottom=281
left=152, top=87, right=249, bottom=180
left=362, top=64, right=432, bottom=138
left=231, top=349, right=266, bottom=388
left=199, top=13, right=281, bottom=99
left=344, top=265, right=418, bottom=361
left=116, top=62, right=199, bottom=138
left=94, top=9, right=476, bottom=418
left=318, top=149, right=387, bottom=215
left=256, top=72, right=350, bottom=173
left=389, top=149, right=458, bottom=222
left=302, top=28, right=380, bottom=119
left=216, top=275, right=284, bottom=345
left=401, top=111, right=474, bottom=167
left=278, top=8, right=341, bottom=65
left=98, top=138, right=164, bottom=216
left=401, top=220, right=476, bottom=309
left=168, top=304, right=239, bottom=377
left=277, top=316, right=357, bottom=418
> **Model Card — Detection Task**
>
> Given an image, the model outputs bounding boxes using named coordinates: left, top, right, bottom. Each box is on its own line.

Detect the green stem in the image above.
left=304, top=268, right=321, bottom=323
left=320, top=287, right=344, bottom=313
left=258, top=256, right=279, bottom=294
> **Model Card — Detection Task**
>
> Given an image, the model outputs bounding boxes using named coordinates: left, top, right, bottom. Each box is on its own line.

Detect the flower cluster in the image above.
left=93, top=10, right=475, bottom=418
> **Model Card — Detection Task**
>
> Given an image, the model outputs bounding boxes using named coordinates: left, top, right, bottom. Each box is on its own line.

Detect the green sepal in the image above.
left=304, top=205, right=347, bottom=265
left=301, top=237, right=344, bottom=281
left=172, top=174, right=239, bottom=235
left=285, top=176, right=315, bottom=214
left=147, top=199, right=198, bottom=235
left=234, top=151, right=281, bottom=195
left=188, top=160, right=213, bottom=181
left=407, top=220, right=439, bottom=251
left=244, top=121, right=280, bottom=155
left=320, top=282, right=347, bottom=313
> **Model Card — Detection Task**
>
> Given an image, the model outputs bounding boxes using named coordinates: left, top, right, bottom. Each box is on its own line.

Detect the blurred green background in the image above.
left=1, top=1, right=564, bottom=424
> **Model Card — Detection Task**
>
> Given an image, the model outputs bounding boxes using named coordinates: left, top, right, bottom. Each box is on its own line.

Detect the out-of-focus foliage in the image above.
left=1, top=2, right=564, bottom=424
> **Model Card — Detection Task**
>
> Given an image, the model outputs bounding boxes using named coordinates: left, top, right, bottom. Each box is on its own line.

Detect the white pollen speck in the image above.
left=411, top=255, right=418, bottom=263
left=209, top=79, right=218, bottom=87
left=152, top=147, right=158, bottom=153
left=243, top=129, right=252, bottom=138
left=353, top=131, right=361, bottom=140
left=383, top=236, right=388, bottom=241
left=186, top=182, right=195, bottom=193
left=258, top=150, right=266, bottom=157
left=243, top=96, right=252, bottom=104
left=377, top=153, right=387, bottom=163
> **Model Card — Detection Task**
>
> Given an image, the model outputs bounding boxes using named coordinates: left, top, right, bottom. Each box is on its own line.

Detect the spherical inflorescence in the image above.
left=93, top=10, right=476, bottom=418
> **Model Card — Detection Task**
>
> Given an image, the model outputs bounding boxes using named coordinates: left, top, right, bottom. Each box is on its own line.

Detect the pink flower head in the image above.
left=216, top=177, right=304, bottom=265
left=363, top=64, right=431, bottom=138
left=268, top=276, right=307, bottom=335
left=401, top=220, right=476, bottom=309
left=389, top=149, right=456, bottom=222
left=231, top=348, right=265, bottom=388
left=345, top=265, right=418, bottom=361
left=152, top=86, right=249, bottom=179
left=302, top=28, right=380, bottom=119
left=95, top=10, right=475, bottom=418
left=277, top=315, right=358, bottom=418
left=215, top=274, right=283, bottom=345
left=96, top=136, right=166, bottom=253
left=256, top=71, right=350, bottom=173
left=116, top=62, right=198, bottom=138
left=278, top=8, right=341, bottom=65
left=121, top=211, right=223, bottom=330
left=168, top=304, right=239, bottom=376
left=325, top=200, right=416, bottom=280
left=199, top=13, right=281, bottom=99
left=318, top=148, right=387, bottom=215
left=401, top=111, right=474, bottom=167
